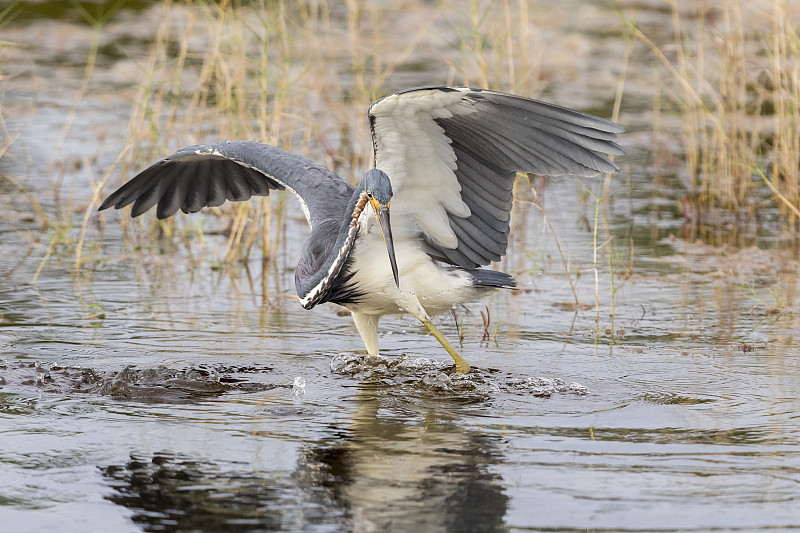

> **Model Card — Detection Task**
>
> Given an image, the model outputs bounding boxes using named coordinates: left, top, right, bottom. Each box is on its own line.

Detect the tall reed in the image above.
left=95, top=0, right=552, bottom=266
left=632, top=0, right=800, bottom=226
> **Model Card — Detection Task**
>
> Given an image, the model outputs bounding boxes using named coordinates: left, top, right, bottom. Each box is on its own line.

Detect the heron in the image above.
left=99, top=86, right=624, bottom=373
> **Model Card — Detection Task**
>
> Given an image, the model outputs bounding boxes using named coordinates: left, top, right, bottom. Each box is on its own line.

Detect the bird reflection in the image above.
left=294, top=385, right=509, bottom=532
left=100, top=387, right=508, bottom=531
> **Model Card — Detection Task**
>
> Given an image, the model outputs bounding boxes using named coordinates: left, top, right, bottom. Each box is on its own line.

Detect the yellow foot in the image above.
left=421, top=319, right=471, bottom=374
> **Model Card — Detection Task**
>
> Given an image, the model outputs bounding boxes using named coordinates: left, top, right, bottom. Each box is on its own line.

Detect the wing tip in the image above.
left=97, top=197, right=115, bottom=212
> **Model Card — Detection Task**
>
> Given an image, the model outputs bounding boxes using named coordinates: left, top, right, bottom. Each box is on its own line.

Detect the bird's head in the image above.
left=362, top=169, right=399, bottom=288
left=363, top=168, right=393, bottom=205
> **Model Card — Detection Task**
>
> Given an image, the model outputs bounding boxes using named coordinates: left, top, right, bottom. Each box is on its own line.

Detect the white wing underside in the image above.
left=368, top=87, right=624, bottom=268
left=371, top=88, right=473, bottom=249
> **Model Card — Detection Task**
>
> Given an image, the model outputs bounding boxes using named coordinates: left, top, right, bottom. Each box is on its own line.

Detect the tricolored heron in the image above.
left=99, top=86, right=624, bottom=373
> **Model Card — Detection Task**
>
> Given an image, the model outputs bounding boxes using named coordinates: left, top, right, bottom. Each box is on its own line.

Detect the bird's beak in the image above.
left=371, top=199, right=400, bottom=288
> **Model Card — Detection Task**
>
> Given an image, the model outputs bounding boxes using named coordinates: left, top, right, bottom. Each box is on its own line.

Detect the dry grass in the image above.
left=84, top=0, right=549, bottom=266
left=631, top=0, right=800, bottom=226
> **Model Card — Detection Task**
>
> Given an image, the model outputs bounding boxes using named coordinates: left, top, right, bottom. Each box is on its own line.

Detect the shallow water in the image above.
left=2, top=1, right=800, bottom=532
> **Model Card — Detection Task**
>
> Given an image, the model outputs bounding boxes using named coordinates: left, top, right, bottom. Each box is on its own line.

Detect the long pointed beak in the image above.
left=375, top=204, right=400, bottom=288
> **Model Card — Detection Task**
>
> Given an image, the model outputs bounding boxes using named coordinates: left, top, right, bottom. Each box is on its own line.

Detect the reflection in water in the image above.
left=102, top=386, right=509, bottom=532
left=294, top=385, right=508, bottom=532
left=102, top=453, right=283, bottom=532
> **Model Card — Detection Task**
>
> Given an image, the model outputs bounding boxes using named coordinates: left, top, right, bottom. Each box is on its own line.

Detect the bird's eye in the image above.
left=366, top=191, right=373, bottom=199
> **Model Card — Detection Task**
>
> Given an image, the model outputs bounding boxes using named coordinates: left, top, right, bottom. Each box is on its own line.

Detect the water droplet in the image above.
left=292, top=376, right=306, bottom=396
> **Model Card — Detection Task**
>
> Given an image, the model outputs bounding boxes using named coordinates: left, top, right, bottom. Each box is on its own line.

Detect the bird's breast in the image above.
left=345, top=230, right=476, bottom=316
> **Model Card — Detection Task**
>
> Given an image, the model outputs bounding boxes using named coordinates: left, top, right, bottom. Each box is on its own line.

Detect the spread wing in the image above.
left=98, top=141, right=355, bottom=230
left=368, top=86, right=625, bottom=268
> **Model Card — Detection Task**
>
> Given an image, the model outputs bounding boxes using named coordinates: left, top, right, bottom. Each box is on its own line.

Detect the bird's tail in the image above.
left=465, top=268, right=516, bottom=289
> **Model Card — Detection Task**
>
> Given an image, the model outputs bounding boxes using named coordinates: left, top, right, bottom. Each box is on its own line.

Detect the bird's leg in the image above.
left=351, top=303, right=470, bottom=373
left=351, top=311, right=380, bottom=355
left=419, top=318, right=471, bottom=374
left=397, top=296, right=470, bottom=373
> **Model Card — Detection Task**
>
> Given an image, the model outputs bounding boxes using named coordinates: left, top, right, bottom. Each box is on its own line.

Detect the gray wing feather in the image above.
left=110, top=165, right=163, bottom=210
left=440, top=91, right=623, bottom=267
left=206, top=161, right=228, bottom=207
left=225, top=165, right=252, bottom=202
left=184, top=163, right=210, bottom=213
left=99, top=141, right=355, bottom=229
left=131, top=165, right=180, bottom=218
left=157, top=171, right=192, bottom=219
